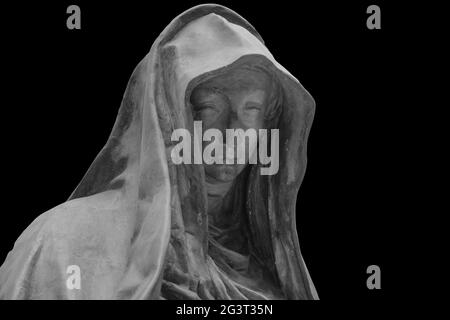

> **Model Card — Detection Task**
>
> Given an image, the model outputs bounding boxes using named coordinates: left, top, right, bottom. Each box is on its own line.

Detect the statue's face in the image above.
left=191, top=68, right=270, bottom=182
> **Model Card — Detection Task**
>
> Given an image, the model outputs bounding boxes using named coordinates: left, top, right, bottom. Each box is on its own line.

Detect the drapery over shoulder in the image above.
left=0, top=4, right=318, bottom=299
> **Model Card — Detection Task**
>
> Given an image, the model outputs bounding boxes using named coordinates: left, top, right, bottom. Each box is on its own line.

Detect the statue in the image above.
left=0, top=4, right=318, bottom=300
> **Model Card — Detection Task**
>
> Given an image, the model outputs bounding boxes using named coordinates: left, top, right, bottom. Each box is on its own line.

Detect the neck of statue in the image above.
left=205, top=175, right=234, bottom=225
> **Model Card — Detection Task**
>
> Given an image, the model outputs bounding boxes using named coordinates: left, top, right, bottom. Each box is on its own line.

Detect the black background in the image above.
left=1, top=0, right=411, bottom=302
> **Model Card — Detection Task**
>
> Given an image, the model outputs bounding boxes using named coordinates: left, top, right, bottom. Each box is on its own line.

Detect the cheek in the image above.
left=238, top=111, right=265, bottom=128
left=201, top=112, right=228, bottom=132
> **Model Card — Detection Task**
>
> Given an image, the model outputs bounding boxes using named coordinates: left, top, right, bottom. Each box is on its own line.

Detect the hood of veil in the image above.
left=0, top=4, right=317, bottom=300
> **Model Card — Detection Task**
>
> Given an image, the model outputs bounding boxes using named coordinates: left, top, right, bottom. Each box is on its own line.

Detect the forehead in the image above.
left=198, top=68, right=271, bottom=93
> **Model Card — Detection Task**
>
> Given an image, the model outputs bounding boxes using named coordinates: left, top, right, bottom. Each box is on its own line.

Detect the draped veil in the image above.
left=0, top=4, right=318, bottom=300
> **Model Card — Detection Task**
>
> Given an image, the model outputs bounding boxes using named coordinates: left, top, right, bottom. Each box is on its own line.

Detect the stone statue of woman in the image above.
left=0, top=4, right=318, bottom=300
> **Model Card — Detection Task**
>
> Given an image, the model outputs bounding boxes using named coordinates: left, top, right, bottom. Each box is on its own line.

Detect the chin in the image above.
left=205, top=164, right=244, bottom=182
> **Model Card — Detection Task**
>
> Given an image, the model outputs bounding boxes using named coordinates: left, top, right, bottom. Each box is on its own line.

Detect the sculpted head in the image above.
left=190, top=67, right=280, bottom=182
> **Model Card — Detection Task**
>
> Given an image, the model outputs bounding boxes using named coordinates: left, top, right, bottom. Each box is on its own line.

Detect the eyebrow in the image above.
left=198, top=87, right=228, bottom=100
left=196, top=95, right=226, bottom=105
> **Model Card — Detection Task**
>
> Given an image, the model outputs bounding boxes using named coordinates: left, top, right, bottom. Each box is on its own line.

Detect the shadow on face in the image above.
left=190, top=67, right=273, bottom=182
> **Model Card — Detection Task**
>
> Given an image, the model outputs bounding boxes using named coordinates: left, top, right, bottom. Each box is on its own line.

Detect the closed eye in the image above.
left=198, top=104, right=216, bottom=110
left=244, top=102, right=262, bottom=111
left=196, top=104, right=220, bottom=113
left=243, top=106, right=262, bottom=114
left=194, top=104, right=221, bottom=121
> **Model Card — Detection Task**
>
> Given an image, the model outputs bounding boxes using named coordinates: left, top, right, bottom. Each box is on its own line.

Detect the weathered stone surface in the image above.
left=0, top=4, right=317, bottom=300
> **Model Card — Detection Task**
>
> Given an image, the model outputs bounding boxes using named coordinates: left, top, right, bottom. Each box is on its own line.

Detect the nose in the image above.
left=215, top=109, right=240, bottom=133
left=211, top=110, right=246, bottom=162
left=225, top=120, right=249, bottom=162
